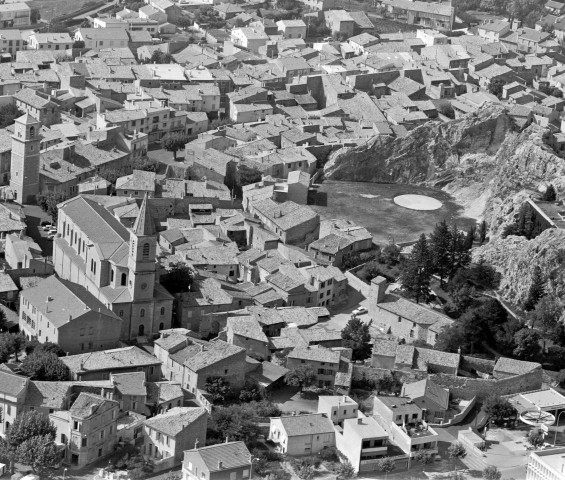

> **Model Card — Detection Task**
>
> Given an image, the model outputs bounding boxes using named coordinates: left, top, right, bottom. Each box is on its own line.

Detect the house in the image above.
left=147, top=381, right=184, bottom=415
left=27, top=33, right=73, bottom=51
left=477, top=20, right=511, bottom=42
left=115, top=170, right=156, bottom=198
left=182, top=441, right=252, bottom=480
left=231, top=28, right=269, bottom=53
left=213, top=3, right=244, bottom=19
left=492, top=357, right=542, bottom=380
left=309, top=219, right=373, bottom=267
left=526, top=447, right=565, bottom=480
left=401, top=378, right=450, bottom=423
left=545, top=0, right=565, bottom=14
left=139, top=5, right=167, bottom=23
left=372, top=395, right=439, bottom=457
left=286, top=347, right=341, bottom=389
left=248, top=199, right=320, bottom=246
left=317, top=395, right=359, bottom=425
left=153, top=333, right=247, bottom=397
left=276, top=20, right=307, bottom=39
left=74, top=28, right=129, bottom=50
left=143, top=407, right=208, bottom=467
left=369, top=277, right=453, bottom=346
left=19, top=275, right=123, bottom=355
left=371, top=338, right=461, bottom=375
left=50, top=392, right=119, bottom=468
left=61, top=346, right=162, bottom=381
left=324, top=10, right=355, bottom=37
left=0, top=30, right=23, bottom=57
left=378, top=0, right=455, bottom=31
left=0, top=370, right=28, bottom=436
left=14, top=88, right=59, bottom=126
left=226, top=316, right=270, bottom=360
left=269, top=413, right=335, bottom=455
left=0, top=3, right=30, bottom=28
left=110, top=372, right=147, bottom=414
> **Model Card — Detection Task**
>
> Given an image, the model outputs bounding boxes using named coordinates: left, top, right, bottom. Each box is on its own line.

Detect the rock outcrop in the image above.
left=324, top=105, right=565, bottom=305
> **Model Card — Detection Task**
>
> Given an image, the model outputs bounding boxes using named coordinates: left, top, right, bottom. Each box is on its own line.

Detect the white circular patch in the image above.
left=393, top=194, right=443, bottom=211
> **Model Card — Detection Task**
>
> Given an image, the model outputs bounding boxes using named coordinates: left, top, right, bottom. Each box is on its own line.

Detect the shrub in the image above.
left=319, top=446, right=340, bottom=462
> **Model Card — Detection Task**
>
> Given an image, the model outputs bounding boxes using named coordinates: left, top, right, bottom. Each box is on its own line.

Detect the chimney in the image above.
left=218, top=461, right=223, bottom=469
left=69, top=314, right=72, bottom=322
left=90, top=404, right=98, bottom=415
left=357, top=418, right=363, bottom=424
left=343, top=396, right=347, bottom=402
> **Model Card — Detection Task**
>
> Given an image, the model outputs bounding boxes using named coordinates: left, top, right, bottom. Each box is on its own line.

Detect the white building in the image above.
left=526, top=447, right=565, bottom=480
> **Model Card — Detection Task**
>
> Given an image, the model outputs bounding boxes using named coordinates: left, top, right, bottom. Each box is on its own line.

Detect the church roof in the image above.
left=132, top=193, right=154, bottom=236
left=16, top=113, right=41, bottom=125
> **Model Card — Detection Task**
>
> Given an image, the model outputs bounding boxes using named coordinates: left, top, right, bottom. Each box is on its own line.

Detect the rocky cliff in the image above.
left=324, top=105, right=565, bottom=305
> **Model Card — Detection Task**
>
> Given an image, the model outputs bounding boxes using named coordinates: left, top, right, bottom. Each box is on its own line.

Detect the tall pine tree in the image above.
left=524, top=266, right=546, bottom=311
left=478, top=220, right=488, bottom=244
left=448, top=224, right=471, bottom=278
left=400, top=234, right=433, bottom=303
left=430, top=220, right=452, bottom=286
left=542, top=184, right=557, bottom=202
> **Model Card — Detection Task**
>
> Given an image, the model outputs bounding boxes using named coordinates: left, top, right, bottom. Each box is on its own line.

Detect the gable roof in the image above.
left=190, top=441, right=251, bottom=472
left=277, top=413, right=334, bottom=436
left=111, top=372, right=147, bottom=397
left=0, top=370, right=28, bottom=397
left=402, top=378, right=449, bottom=410
left=69, top=392, right=118, bottom=419
left=494, top=357, right=541, bottom=376
left=62, top=346, right=161, bottom=373
left=143, top=406, right=207, bottom=436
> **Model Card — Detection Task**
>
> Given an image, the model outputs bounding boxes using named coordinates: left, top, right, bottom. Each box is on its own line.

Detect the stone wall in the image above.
left=429, top=368, right=542, bottom=400
left=460, top=355, right=495, bottom=375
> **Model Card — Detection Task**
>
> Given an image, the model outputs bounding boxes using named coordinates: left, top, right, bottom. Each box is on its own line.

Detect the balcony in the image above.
left=361, top=446, right=388, bottom=454
left=403, top=422, right=436, bottom=439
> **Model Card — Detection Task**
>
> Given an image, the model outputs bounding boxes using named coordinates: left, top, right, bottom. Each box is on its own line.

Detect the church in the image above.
left=52, top=193, right=174, bottom=340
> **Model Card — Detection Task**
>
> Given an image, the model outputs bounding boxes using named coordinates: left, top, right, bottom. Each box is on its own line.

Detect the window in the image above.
left=100, top=430, right=105, bottom=440
left=140, top=309, right=145, bottom=318
left=160, top=307, right=165, bottom=315
left=73, top=421, right=79, bottom=431
left=82, top=438, right=87, bottom=447
left=121, top=273, right=127, bottom=286
left=119, top=310, right=124, bottom=317
left=111, top=270, right=114, bottom=282
left=142, top=243, right=150, bottom=259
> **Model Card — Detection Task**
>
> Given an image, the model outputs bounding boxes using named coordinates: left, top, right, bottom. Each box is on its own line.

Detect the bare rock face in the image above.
left=324, top=105, right=565, bottom=305
left=474, top=229, right=565, bottom=305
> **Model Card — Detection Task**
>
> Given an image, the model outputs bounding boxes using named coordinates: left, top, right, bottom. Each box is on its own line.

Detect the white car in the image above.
left=42, top=224, right=53, bottom=231
left=353, top=307, right=368, bottom=315
left=48, top=227, right=57, bottom=234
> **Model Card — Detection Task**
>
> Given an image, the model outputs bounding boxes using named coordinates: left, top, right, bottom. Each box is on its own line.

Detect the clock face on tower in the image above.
left=141, top=282, right=148, bottom=290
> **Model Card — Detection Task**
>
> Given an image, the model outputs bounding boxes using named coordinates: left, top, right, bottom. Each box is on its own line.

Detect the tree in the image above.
left=429, top=220, right=452, bottom=286
left=557, top=368, right=565, bottom=387
left=0, top=104, right=24, bottom=129
left=99, top=168, right=122, bottom=185
left=341, top=317, right=372, bottom=362
left=17, top=434, right=60, bottom=476
left=131, top=157, right=159, bottom=173
left=0, top=332, right=16, bottom=363
left=233, top=163, right=263, bottom=197
left=527, top=430, right=544, bottom=449
left=464, top=224, right=475, bottom=250
left=36, top=192, right=66, bottom=223
left=175, top=16, right=192, bottom=28
left=381, top=243, right=401, bottom=266
left=0, top=410, right=57, bottom=473
left=478, top=220, right=488, bottom=244
left=413, top=450, right=433, bottom=472
left=528, top=295, right=563, bottom=336
left=482, top=465, right=502, bottom=480
left=543, top=184, right=557, bottom=201
left=160, top=262, right=194, bottom=294
left=146, top=50, right=174, bottom=64
left=284, top=365, right=316, bottom=391
left=0, top=308, right=6, bottom=332
left=488, top=79, right=505, bottom=98
left=294, top=464, right=314, bottom=480
left=513, top=328, right=542, bottom=361
left=484, top=396, right=518, bottom=427
left=447, top=442, right=466, bottom=473
left=20, top=351, right=70, bottom=381
left=375, top=457, right=395, bottom=478
left=448, top=223, right=471, bottom=278
left=204, top=376, right=233, bottom=404
left=399, top=234, right=433, bottom=303
left=209, top=404, right=260, bottom=444
left=34, top=341, right=66, bottom=357
left=30, top=8, right=41, bottom=24
left=73, top=40, right=85, bottom=49
left=161, top=132, right=190, bottom=160
left=524, top=266, right=545, bottom=311
left=335, top=461, right=356, bottom=479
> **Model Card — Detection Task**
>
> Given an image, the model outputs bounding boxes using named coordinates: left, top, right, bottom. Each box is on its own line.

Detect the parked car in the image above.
left=42, top=224, right=53, bottom=231
left=352, top=307, right=368, bottom=315
left=48, top=227, right=57, bottom=234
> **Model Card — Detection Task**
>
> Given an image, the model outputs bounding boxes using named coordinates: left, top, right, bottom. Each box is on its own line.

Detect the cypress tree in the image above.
left=478, top=220, right=488, bottom=244
left=429, top=220, right=452, bottom=286
left=524, top=266, right=546, bottom=311
left=542, top=184, right=557, bottom=202
left=400, top=234, right=433, bottom=303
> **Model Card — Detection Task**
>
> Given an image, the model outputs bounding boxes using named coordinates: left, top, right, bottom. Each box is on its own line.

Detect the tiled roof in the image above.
left=111, top=372, right=147, bottom=397
left=227, top=316, right=268, bottom=343
left=147, top=382, right=183, bottom=405
left=25, top=381, right=71, bottom=409
left=192, top=441, right=251, bottom=472
left=69, top=392, right=118, bottom=419
left=21, top=275, right=120, bottom=328
left=185, top=339, right=245, bottom=371
left=0, top=370, right=27, bottom=396
left=402, top=378, right=449, bottom=410
left=288, top=346, right=340, bottom=364
left=116, top=170, right=156, bottom=192
left=494, top=357, right=541, bottom=375
left=62, top=346, right=161, bottom=373
left=278, top=413, right=334, bottom=436
left=379, top=294, right=453, bottom=327
left=372, top=338, right=398, bottom=357
left=144, top=407, right=206, bottom=436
